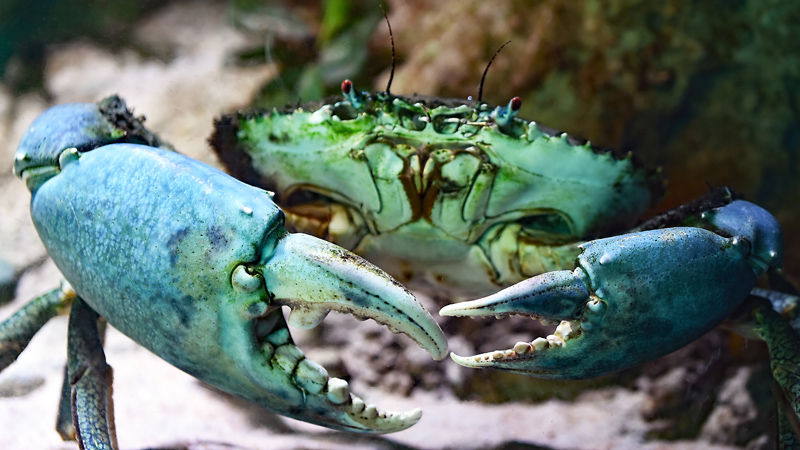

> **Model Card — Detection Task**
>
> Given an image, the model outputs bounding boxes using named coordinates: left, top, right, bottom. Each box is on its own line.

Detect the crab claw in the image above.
left=222, top=231, right=447, bottom=433
left=20, top=99, right=447, bottom=435
left=261, top=233, right=447, bottom=357
left=442, top=201, right=781, bottom=378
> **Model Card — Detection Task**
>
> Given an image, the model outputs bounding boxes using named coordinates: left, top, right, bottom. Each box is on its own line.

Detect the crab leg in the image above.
left=57, top=317, right=108, bottom=442
left=777, top=399, right=800, bottom=450
left=56, top=364, right=74, bottom=440
left=67, top=298, right=117, bottom=450
left=0, top=283, right=74, bottom=371
left=750, top=296, right=800, bottom=437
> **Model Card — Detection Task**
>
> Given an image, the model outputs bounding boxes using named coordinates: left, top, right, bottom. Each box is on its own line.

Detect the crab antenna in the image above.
left=381, top=6, right=395, bottom=95
left=478, top=40, right=511, bottom=104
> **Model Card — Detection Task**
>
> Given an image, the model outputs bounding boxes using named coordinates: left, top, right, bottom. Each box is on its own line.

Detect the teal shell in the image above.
left=214, top=93, right=663, bottom=297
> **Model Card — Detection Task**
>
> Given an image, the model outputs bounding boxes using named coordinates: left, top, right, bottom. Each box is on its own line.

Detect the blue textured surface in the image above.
left=24, top=139, right=440, bottom=433
left=14, top=103, right=122, bottom=175
left=28, top=144, right=331, bottom=423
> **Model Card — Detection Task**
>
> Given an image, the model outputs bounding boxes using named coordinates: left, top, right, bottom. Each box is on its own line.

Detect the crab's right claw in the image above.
left=262, top=232, right=448, bottom=360
left=230, top=231, right=448, bottom=434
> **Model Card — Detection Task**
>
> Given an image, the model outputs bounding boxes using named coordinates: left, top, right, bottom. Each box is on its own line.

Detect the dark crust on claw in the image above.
left=633, top=187, right=739, bottom=232
left=211, top=114, right=266, bottom=190
left=211, top=93, right=665, bottom=203
left=98, top=95, right=174, bottom=151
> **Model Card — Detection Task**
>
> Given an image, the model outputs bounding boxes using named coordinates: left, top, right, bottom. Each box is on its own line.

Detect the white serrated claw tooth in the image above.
left=555, top=320, right=578, bottom=340
left=273, top=344, right=304, bottom=373
left=513, top=341, right=532, bottom=354
left=546, top=334, right=565, bottom=347
left=287, top=307, right=330, bottom=329
left=350, top=395, right=366, bottom=414
left=326, top=377, right=350, bottom=404
left=532, top=337, right=548, bottom=350
left=266, top=327, right=290, bottom=346
left=363, top=404, right=378, bottom=420
left=294, top=358, right=328, bottom=394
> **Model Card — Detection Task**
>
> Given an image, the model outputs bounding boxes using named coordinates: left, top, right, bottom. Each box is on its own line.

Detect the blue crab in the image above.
left=0, top=96, right=448, bottom=448
left=212, top=79, right=800, bottom=447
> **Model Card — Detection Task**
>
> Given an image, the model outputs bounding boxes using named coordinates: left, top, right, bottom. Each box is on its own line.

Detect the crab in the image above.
left=211, top=79, right=800, bottom=447
left=0, top=96, right=448, bottom=448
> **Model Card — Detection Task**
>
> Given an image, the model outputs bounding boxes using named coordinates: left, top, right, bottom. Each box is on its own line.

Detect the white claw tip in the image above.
left=449, top=352, right=469, bottom=365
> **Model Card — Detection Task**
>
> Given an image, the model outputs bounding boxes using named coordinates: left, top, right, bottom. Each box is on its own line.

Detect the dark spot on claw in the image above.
left=342, top=80, right=353, bottom=95
left=206, top=226, right=229, bottom=251
left=510, top=96, right=522, bottom=111
left=167, top=227, right=190, bottom=265
left=169, top=295, right=194, bottom=327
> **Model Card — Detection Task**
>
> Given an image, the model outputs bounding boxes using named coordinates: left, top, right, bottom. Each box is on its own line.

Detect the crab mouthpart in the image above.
left=440, top=270, right=603, bottom=372
left=247, top=232, right=445, bottom=432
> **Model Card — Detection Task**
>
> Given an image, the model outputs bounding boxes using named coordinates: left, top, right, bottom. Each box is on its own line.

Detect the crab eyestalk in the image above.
left=492, top=96, right=522, bottom=127
left=341, top=79, right=365, bottom=109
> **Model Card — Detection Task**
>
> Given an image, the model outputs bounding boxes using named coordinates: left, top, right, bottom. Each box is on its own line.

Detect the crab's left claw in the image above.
left=442, top=200, right=782, bottom=379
